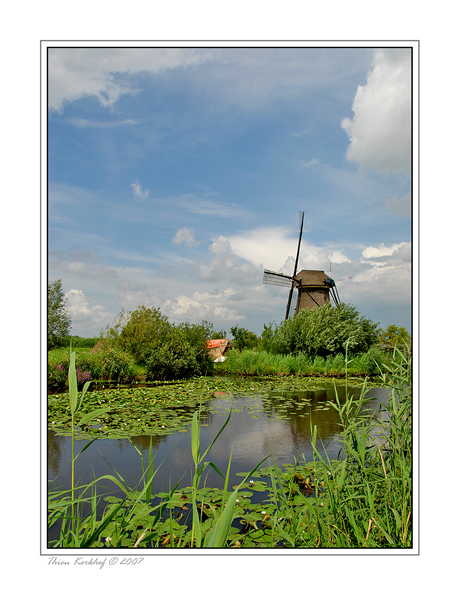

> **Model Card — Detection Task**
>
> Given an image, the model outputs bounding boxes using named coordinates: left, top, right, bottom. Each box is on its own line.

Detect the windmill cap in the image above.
left=294, top=270, right=330, bottom=283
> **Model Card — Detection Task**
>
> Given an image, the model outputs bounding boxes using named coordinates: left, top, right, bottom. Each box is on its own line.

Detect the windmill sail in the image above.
left=262, top=270, right=293, bottom=287
left=285, top=211, right=304, bottom=319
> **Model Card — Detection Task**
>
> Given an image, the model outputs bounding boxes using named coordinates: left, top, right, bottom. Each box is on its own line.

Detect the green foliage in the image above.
left=146, top=333, right=200, bottom=381
left=259, top=321, right=275, bottom=352
left=48, top=279, right=71, bottom=349
left=268, top=303, right=380, bottom=358
left=103, top=306, right=171, bottom=364
left=216, top=346, right=383, bottom=377
left=58, top=335, right=98, bottom=348
left=47, top=345, right=137, bottom=389
left=230, top=325, right=260, bottom=351
left=101, top=306, right=217, bottom=381
left=379, top=324, right=411, bottom=348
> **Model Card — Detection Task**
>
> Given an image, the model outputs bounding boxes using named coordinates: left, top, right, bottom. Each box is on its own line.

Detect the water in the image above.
left=48, top=381, right=389, bottom=499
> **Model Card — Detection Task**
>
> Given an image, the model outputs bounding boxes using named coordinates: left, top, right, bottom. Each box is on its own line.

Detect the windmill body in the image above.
left=294, top=269, right=332, bottom=313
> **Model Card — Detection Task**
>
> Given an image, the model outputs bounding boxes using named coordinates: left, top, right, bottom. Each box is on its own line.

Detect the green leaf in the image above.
left=76, top=380, right=92, bottom=413
left=78, top=407, right=111, bottom=426
left=68, top=352, right=78, bottom=414
left=191, top=411, right=200, bottom=465
left=205, top=487, right=239, bottom=548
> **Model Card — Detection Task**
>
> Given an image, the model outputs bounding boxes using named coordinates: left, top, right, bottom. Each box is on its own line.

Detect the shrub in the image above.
left=268, top=303, right=380, bottom=358
left=146, top=334, right=202, bottom=381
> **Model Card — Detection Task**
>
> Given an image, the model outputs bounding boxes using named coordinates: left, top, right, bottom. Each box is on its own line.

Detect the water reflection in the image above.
left=48, top=383, right=388, bottom=497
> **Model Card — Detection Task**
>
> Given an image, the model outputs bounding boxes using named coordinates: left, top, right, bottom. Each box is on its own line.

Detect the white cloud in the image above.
left=131, top=180, right=149, bottom=200
left=48, top=48, right=213, bottom=112
left=227, top=227, right=351, bottom=275
left=69, top=118, right=138, bottom=128
left=200, top=236, right=259, bottom=283
left=163, top=291, right=245, bottom=324
left=65, top=289, right=111, bottom=332
left=341, top=49, right=411, bottom=175
left=179, top=194, right=249, bottom=218
left=172, top=227, right=202, bottom=249
left=361, top=242, right=407, bottom=262
left=301, top=158, right=320, bottom=168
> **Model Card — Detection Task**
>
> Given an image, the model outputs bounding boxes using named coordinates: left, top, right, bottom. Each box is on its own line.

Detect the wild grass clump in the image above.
left=216, top=346, right=383, bottom=378
left=255, top=343, right=412, bottom=548
left=47, top=345, right=137, bottom=390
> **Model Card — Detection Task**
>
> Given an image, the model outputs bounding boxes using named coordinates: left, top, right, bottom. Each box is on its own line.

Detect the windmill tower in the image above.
left=263, top=212, right=341, bottom=320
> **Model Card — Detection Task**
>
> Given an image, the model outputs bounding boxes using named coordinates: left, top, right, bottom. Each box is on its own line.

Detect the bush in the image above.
left=268, top=303, right=380, bottom=358
left=146, top=333, right=202, bottom=381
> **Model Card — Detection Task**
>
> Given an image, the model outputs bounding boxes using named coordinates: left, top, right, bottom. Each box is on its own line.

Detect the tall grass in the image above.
left=216, top=346, right=384, bottom=378
left=259, top=343, right=412, bottom=548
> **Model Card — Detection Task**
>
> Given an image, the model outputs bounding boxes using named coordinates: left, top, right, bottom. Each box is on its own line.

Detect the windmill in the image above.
left=263, top=212, right=341, bottom=320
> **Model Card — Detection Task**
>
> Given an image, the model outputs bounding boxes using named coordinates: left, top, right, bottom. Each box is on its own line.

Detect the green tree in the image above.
left=230, top=325, right=260, bottom=351
left=102, top=305, right=171, bottom=364
left=102, top=307, right=215, bottom=380
left=269, top=303, right=380, bottom=358
left=380, top=324, right=411, bottom=348
left=48, top=279, right=71, bottom=349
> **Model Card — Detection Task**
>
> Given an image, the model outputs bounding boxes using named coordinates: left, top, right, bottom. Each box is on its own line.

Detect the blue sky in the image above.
left=47, top=44, right=412, bottom=338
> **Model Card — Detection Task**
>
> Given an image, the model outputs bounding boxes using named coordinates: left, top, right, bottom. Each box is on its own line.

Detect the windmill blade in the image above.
left=292, top=211, right=304, bottom=279
left=263, top=269, right=293, bottom=288
left=286, top=287, right=298, bottom=319
left=285, top=286, right=295, bottom=319
left=284, top=211, right=305, bottom=320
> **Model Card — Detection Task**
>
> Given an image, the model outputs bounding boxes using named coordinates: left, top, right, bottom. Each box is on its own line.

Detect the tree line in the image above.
left=48, top=278, right=411, bottom=381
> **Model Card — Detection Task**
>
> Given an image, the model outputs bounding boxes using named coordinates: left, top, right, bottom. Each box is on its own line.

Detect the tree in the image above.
left=268, top=303, right=380, bottom=357
left=101, top=307, right=214, bottom=379
left=103, top=305, right=171, bottom=364
left=380, top=325, right=411, bottom=348
left=230, top=325, right=260, bottom=351
left=48, top=279, right=71, bottom=349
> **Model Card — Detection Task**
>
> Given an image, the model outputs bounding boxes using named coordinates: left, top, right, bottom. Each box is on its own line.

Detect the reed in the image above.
left=216, top=346, right=384, bottom=378
left=262, top=342, right=412, bottom=548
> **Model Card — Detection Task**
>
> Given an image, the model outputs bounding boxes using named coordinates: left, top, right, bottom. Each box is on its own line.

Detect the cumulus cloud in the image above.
left=131, top=180, right=149, bottom=200
left=341, top=49, right=411, bottom=175
left=350, top=242, right=411, bottom=302
left=48, top=47, right=213, bottom=112
left=65, top=289, right=111, bottom=332
left=227, top=227, right=350, bottom=275
left=163, top=290, right=245, bottom=323
left=172, top=227, right=202, bottom=249
left=200, top=236, right=259, bottom=283
left=361, top=242, right=408, bottom=263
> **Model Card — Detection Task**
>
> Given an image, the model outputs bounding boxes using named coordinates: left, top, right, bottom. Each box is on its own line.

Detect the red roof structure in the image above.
left=206, top=339, right=231, bottom=361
